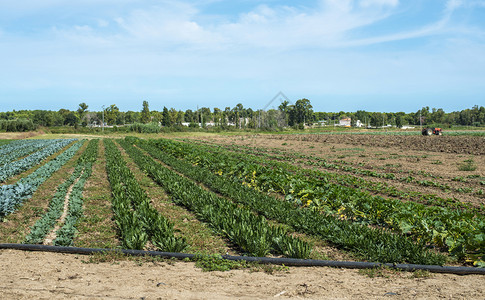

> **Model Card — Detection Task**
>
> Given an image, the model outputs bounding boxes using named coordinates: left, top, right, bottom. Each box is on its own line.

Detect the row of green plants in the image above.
left=0, top=139, right=75, bottom=182
left=151, top=138, right=484, bottom=267
left=0, top=140, right=11, bottom=147
left=0, top=140, right=84, bottom=219
left=200, top=141, right=482, bottom=196
left=127, top=136, right=445, bottom=265
left=25, top=139, right=98, bottom=245
left=191, top=139, right=483, bottom=212
left=0, top=139, right=54, bottom=165
left=118, top=138, right=311, bottom=258
left=103, top=139, right=187, bottom=252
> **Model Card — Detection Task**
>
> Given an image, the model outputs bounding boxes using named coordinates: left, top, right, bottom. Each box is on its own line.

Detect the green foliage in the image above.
left=103, top=139, right=187, bottom=252
left=125, top=137, right=446, bottom=265
left=140, top=100, right=151, bottom=124
left=0, top=140, right=83, bottom=219
left=458, top=159, right=477, bottom=171
left=119, top=138, right=311, bottom=259
left=0, top=118, right=37, bottom=132
left=24, top=139, right=98, bottom=245
left=139, top=137, right=485, bottom=265
left=129, top=122, right=160, bottom=133
left=192, top=254, right=250, bottom=272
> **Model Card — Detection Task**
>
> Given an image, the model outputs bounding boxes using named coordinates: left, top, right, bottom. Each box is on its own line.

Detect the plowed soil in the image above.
left=265, top=134, right=485, bottom=155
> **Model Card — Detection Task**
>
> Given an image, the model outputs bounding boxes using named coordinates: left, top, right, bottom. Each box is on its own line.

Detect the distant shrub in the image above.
left=0, top=118, right=37, bottom=132
left=129, top=122, right=161, bottom=133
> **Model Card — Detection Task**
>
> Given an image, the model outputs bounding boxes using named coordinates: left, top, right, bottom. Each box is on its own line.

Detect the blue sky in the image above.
left=0, top=0, right=484, bottom=113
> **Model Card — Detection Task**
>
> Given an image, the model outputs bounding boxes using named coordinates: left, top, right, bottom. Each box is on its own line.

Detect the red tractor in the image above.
left=422, top=127, right=442, bottom=136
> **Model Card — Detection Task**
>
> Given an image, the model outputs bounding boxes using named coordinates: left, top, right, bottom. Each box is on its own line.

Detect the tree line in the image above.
left=0, top=100, right=484, bottom=132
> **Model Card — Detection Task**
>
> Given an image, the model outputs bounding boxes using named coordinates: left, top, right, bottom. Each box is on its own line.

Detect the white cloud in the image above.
left=446, top=0, right=463, bottom=11
left=360, top=0, right=399, bottom=7
left=113, top=4, right=223, bottom=48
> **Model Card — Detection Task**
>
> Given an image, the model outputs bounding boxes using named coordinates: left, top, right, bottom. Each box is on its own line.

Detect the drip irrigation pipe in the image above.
left=1, top=243, right=483, bottom=275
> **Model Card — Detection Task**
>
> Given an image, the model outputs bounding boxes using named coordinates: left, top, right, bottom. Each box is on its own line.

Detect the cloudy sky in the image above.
left=0, top=0, right=484, bottom=113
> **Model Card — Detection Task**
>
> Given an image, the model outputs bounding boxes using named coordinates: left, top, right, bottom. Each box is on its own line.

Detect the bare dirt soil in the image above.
left=265, top=134, right=485, bottom=155
left=1, top=249, right=484, bottom=300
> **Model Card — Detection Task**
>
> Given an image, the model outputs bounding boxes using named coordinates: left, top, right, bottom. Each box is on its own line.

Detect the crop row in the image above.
left=195, top=140, right=483, bottom=200
left=104, top=139, right=187, bottom=252
left=188, top=138, right=483, bottom=212
left=118, top=138, right=311, bottom=258
left=25, top=139, right=99, bottom=246
left=0, top=139, right=75, bottom=182
left=148, top=138, right=484, bottom=266
left=126, top=137, right=445, bottom=265
left=0, top=139, right=57, bottom=165
left=0, top=140, right=84, bottom=219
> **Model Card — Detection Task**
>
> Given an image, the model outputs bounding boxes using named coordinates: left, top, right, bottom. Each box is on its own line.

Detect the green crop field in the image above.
left=1, top=133, right=484, bottom=268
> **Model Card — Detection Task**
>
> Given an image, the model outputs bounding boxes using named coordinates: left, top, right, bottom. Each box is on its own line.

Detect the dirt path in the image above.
left=43, top=173, right=83, bottom=245
left=1, top=249, right=484, bottom=299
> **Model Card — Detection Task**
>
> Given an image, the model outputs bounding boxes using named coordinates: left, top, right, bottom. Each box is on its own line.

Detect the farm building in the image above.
left=339, top=118, right=351, bottom=127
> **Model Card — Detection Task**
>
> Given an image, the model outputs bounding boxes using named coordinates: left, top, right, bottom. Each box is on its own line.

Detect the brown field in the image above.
left=1, top=132, right=484, bottom=299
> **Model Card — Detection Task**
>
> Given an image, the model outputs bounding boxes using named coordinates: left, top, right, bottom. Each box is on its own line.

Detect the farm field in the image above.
left=0, top=132, right=484, bottom=299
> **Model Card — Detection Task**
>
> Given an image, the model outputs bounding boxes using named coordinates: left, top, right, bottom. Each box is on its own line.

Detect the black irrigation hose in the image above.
left=1, top=243, right=484, bottom=275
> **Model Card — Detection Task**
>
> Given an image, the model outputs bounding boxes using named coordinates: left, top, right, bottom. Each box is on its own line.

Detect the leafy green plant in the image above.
left=459, top=159, right=477, bottom=171
left=25, top=139, right=98, bottom=245
left=0, top=140, right=83, bottom=219
left=146, top=137, right=485, bottom=266
left=126, top=137, right=446, bottom=265
left=119, top=138, right=312, bottom=259
left=103, top=139, right=187, bottom=252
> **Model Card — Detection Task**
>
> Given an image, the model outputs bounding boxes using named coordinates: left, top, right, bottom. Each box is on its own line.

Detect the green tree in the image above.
left=176, top=110, right=184, bottom=125
left=162, top=107, right=170, bottom=126
left=105, top=104, right=120, bottom=125
left=65, top=112, right=79, bottom=126
left=395, top=115, right=403, bottom=128
left=140, top=100, right=151, bottom=123
left=169, top=108, right=178, bottom=126
left=288, top=98, right=313, bottom=126
left=77, top=103, right=88, bottom=118
left=125, top=111, right=140, bottom=124
left=184, top=109, right=196, bottom=123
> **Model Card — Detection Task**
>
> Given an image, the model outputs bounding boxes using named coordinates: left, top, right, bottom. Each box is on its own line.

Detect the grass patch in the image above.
left=408, top=269, right=431, bottom=279
left=0, top=140, right=12, bottom=146
left=190, top=254, right=290, bottom=274
left=191, top=254, right=251, bottom=271
left=458, top=159, right=477, bottom=171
